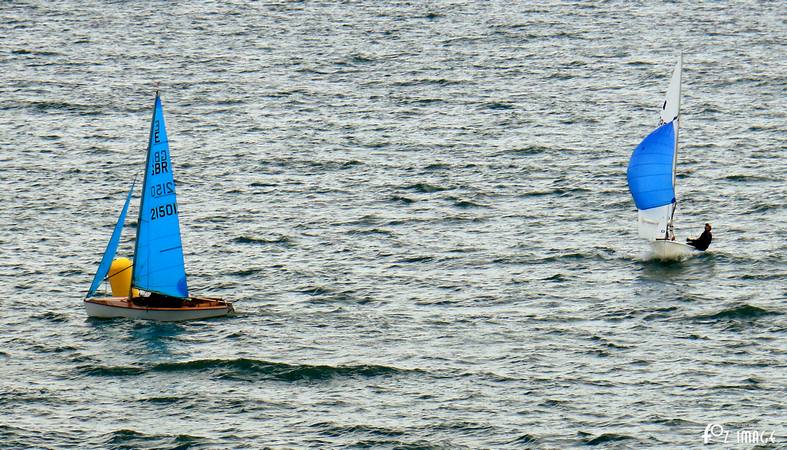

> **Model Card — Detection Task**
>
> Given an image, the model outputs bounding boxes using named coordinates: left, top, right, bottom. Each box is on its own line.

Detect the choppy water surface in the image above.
left=1, top=2, right=785, bottom=448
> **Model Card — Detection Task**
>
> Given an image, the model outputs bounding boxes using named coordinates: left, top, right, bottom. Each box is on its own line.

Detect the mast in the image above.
left=671, top=53, right=682, bottom=206
left=660, top=54, right=682, bottom=238
left=129, top=90, right=159, bottom=298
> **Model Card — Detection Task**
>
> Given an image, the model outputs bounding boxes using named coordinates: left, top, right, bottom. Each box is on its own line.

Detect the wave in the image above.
left=509, top=433, right=539, bottom=445
left=391, top=77, right=467, bottom=87
left=709, top=377, right=764, bottom=391
left=389, top=195, right=416, bottom=204
left=104, top=429, right=210, bottom=448
left=81, top=358, right=416, bottom=382
left=626, top=60, right=657, bottom=67
left=0, top=424, right=83, bottom=449
left=589, top=334, right=634, bottom=350
left=347, top=228, right=394, bottom=237
left=395, top=255, right=434, bottom=264
left=543, top=273, right=568, bottom=282
left=405, top=182, right=450, bottom=193
left=228, top=268, right=263, bottom=277
left=422, top=163, right=450, bottom=172
left=407, top=97, right=445, bottom=105
left=249, top=181, right=276, bottom=188
left=583, top=432, right=636, bottom=446
left=722, top=174, right=773, bottom=182
left=296, top=286, right=373, bottom=305
left=430, top=420, right=495, bottom=433
left=500, top=145, right=549, bottom=156
left=452, top=199, right=487, bottom=209
left=311, top=421, right=404, bottom=438
left=745, top=202, right=782, bottom=214
left=645, top=417, right=698, bottom=427
left=348, top=53, right=376, bottom=64
left=514, top=186, right=592, bottom=199
left=531, top=249, right=621, bottom=264
left=485, top=101, right=514, bottom=110
left=24, top=100, right=103, bottom=115
left=552, top=186, right=592, bottom=196
left=32, top=311, right=69, bottom=323
left=298, top=285, right=332, bottom=296
left=232, top=235, right=293, bottom=247
left=12, top=49, right=61, bottom=56
left=137, top=396, right=182, bottom=404
left=343, top=438, right=444, bottom=448
left=692, top=304, right=781, bottom=321
left=152, top=358, right=411, bottom=382
left=308, top=159, right=363, bottom=170
left=518, top=189, right=559, bottom=198
left=737, top=272, right=786, bottom=281
left=81, top=365, right=146, bottom=377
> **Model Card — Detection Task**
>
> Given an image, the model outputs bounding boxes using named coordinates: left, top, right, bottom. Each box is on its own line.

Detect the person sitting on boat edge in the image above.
left=687, top=223, right=712, bottom=251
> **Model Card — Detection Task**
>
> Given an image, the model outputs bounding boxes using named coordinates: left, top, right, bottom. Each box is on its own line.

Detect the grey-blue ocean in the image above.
left=0, top=2, right=784, bottom=448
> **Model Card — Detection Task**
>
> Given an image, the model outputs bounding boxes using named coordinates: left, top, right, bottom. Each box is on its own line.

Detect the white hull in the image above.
left=649, top=240, right=693, bottom=260
left=84, top=297, right=233, bottom=322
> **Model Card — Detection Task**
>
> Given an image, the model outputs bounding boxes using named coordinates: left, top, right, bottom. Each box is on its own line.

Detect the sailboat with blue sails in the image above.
left=84, top=92, right=233, bottom=321
left=627, top=55, right=694, bottom=260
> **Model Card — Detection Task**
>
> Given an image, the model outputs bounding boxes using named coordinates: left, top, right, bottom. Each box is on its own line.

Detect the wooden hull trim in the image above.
left=84, top=297, right=234, bottom=322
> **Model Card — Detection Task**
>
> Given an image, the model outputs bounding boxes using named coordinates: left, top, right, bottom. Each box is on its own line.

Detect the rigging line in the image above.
left=103, top=263, right=132, bottom=281
left=179, top=288, right=231, bottom=302
left=665, top=199, right=678, bottom=240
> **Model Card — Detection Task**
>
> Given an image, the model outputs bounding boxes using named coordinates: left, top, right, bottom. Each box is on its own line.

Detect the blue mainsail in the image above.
left=86, top=179, right=136, bottom=297
left=627, top=121, right=676, bottom=211
left=131, top=94, right=189, bottom=298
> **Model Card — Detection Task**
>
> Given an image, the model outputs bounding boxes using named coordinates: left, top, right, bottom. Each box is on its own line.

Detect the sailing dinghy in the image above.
left=84, top=92, right=233, bottom=321
left=626, top=55, right=694, bottom=260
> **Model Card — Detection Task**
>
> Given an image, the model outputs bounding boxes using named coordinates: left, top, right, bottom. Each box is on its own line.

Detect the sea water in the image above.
left=0, top=2, right=784, bottom=448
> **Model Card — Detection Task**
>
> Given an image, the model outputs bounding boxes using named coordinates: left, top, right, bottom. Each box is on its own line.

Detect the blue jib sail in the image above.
left=86, top=179, right=136, bottom=297
left=132, top=94, right=189, bottom=298
left=627, top=121, right=676, bottom=210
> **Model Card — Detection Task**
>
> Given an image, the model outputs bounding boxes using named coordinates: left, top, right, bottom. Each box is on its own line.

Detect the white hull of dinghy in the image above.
left=84, top=297, right=234, bottom=322
left=650, top=240, right=694, bottom=260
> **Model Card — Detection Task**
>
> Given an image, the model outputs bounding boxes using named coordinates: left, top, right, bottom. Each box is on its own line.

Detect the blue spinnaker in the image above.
left=132, top=94, right=189, bottom=298
left=627, top=122, right=676, bottom=210
left=86, top=179, right=136, bottom=297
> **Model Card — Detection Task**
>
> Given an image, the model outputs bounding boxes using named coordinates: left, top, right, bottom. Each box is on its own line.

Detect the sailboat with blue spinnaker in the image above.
left=84, top=92, right=233, bottom=321
left=627, top=55, right=695, bottom=260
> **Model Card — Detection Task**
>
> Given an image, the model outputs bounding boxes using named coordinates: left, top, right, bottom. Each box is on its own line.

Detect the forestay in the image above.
left=131, top=94, right=189, bottom=298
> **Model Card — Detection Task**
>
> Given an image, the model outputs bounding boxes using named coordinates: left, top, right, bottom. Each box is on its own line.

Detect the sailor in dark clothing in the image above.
left=133, top=291, right=185, bottom=308
left=687, top=223, right=712, bottom=251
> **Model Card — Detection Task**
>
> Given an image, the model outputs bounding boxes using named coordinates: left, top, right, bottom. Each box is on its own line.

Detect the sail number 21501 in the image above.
left=150, top=202, right=178, bottom=221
